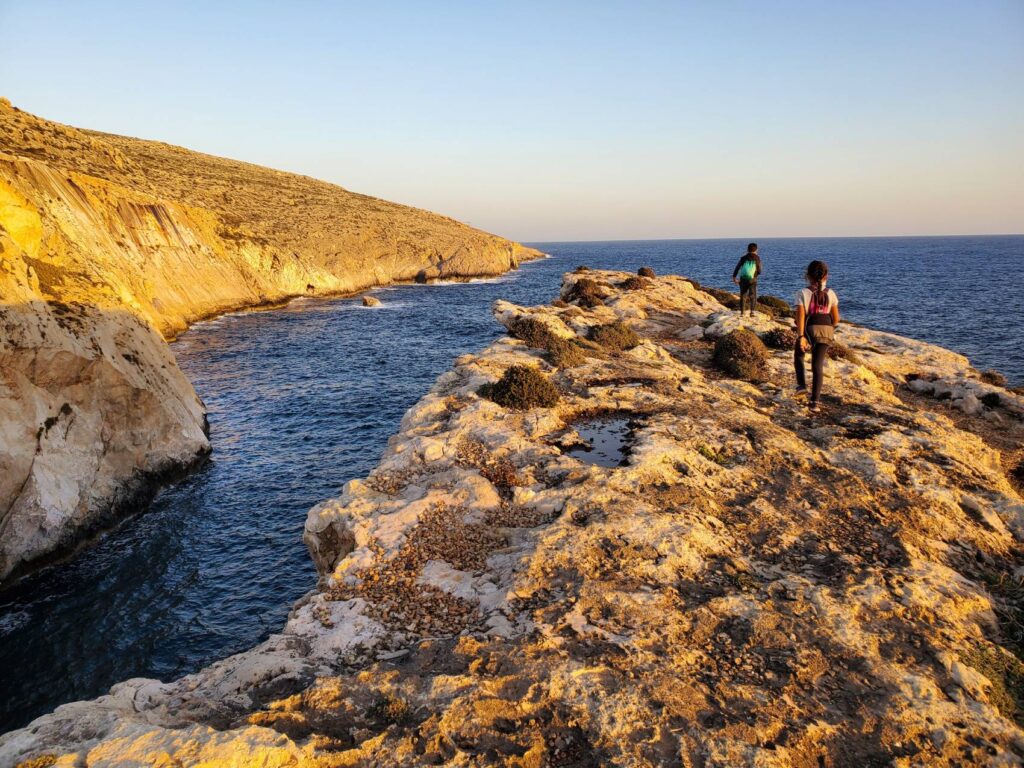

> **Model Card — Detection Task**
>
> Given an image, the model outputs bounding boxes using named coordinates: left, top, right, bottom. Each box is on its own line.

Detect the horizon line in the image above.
left=523, top=232, right=1024, bottom=245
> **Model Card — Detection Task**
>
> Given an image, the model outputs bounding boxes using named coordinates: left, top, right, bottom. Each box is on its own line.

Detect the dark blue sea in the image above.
left=1, top=235, right=1021, bottom=732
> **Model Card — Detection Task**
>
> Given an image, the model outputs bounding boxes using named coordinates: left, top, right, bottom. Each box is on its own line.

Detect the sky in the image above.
left=1, top=1, right=1022, bottom=241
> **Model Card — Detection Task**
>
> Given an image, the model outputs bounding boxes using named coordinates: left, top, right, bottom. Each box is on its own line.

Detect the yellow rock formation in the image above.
left=0, top=100, right=540, bottom=582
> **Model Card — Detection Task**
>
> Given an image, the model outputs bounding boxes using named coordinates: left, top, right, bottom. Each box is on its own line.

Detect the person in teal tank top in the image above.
left=732, top=243, right=762, bottom=316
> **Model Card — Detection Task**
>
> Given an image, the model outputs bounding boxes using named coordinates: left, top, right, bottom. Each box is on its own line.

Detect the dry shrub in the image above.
left=589, top=321, right=640, bottom=351
left=713, top=329, right=769, bottom=381
left=565, top=278, right=605, bottom=308
left=457, top=437, right=521, bottom=491
left=508, top=316, right=559, bottom=348
left=507, top=315, right=586, bottom=368
left=757, top=295, right=792, bottom=317
left=619, top=276, right=651, bottom=290
left=638, top=266, right=656, bottom=277
left=828, top=342, right=861, bottom=364
left=982, top=392, right=1003, bottom=408
left=703, top=286, right=740, bottom=309
left=551, top=298, right=569, bottom=308
left=762, top=327, right=797, bottom=350
left=547, top=337, right=587, bottom=368
left=482, top=365, right=561, bottom=410
left=982, top=369, right=1008, bottom=387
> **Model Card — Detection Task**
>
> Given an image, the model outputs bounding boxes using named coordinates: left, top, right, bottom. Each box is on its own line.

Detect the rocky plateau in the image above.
left=3, top=269, right=1023, bottom=767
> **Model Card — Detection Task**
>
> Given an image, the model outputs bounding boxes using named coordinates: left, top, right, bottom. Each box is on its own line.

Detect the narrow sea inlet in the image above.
left=1, top=236, right=1021, bottom=733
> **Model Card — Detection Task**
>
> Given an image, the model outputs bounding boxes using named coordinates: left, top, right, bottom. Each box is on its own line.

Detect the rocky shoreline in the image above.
left=3, top=269, right=1023, bottom=767
left=0, top=100, right=540, bottom=584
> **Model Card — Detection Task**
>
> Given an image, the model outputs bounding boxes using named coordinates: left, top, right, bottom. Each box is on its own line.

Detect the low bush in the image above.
left=762, top=327, right=797, bottom=350
left=573, top=265, right=591, bottom=273
left=546, top=337, right=587, bottom=368
left=508, top=316, right=559, bottom=349
left=703, top=286, right=740, bottom=310
left=589, top=321, right=640, bottom=351
left=981, top=369, right=1008, bottom=387
left=757, top=295, right=792, bottom=317
left=551, top=298, right=569, bottom=308
left=982, top=392, right=1003, bottom=408
left=619, top=276, right=651, bottom=290
left=482, top=365, right=561, bottom=410
left=565, top=277, right=606, bottom=308
left=638, top=266, right=656, bottom=277
left=828, top=343, right=861, bottom=364
left=713, top=329, right=769, bottom=382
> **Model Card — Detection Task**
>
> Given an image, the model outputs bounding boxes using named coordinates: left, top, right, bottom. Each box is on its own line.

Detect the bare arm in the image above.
left=795, top=303, right=809, bottom=350
left=830, top=301, right=840, bottom=326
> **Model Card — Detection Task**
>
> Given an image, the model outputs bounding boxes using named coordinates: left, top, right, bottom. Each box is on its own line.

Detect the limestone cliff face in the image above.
left=0, top=100, right=541, bottom=582
left=4, top=271, right=1023, bottom=767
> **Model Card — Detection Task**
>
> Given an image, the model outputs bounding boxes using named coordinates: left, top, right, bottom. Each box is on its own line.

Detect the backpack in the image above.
left=804, top=288, right=835, bottom=346
left=737, top=257, right=757, bottom=282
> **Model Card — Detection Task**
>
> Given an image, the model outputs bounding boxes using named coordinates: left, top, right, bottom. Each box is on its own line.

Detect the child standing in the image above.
left=794, top=260, right=840, bottom=412
left=732, top=243, right=762, bottom=316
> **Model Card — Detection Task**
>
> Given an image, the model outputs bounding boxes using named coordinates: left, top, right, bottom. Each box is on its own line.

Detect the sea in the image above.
left=1, top=235, right=1021, bottom=732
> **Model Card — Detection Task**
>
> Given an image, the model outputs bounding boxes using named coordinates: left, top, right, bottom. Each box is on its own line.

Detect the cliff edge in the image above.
left=3, top=270, right=1023, bottom=767
left=0, top=99, right=541, bottom=583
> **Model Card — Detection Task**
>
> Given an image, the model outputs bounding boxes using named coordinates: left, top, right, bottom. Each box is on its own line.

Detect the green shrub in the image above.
left=981, top=369, right=1008, bottom=387
left=762, top=327, right=797, bottom=350
left=828, top=343, right=861, bottom=364
left=483, top=365, right=561, bottom=410
left=638, top=266, right=656, bottom=277
left=757, top=295, right=792, bottom=317
left=508, top=316, right=559, bottom=349
left=704, top=286, right=740, bottom=310
left=619, top=276, right=651, bottom=290
left=565, top=277, right=606, bottom=308
left=713, top=330, right=769, bottom=382
left=589, top=321, right=640, bottom=351
left=546, top=337, right=587, bottom=368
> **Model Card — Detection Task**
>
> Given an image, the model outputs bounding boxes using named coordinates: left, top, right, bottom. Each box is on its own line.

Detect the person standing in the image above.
left=794, top=260, right=840, bottom=412
left=732, top=243, right=762, bottom=316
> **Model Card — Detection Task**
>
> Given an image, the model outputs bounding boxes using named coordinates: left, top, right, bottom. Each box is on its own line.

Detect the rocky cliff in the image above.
left=0, top=99, right=541, bottom=583
left=3, top=270, right=1023, bottom=767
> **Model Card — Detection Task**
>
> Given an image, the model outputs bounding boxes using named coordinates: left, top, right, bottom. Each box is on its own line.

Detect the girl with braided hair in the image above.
left=794, top=260, right=840, bottom=412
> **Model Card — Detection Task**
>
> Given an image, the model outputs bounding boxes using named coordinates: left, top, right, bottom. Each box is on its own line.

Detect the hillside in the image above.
left=0, top=99, right=541, bottom=583
left=4, top=271, right=1023, bottom=767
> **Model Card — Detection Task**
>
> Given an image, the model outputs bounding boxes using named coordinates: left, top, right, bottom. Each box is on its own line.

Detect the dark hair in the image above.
left=806, top=260, right=829, bottom=309
left=747, top=243, right=758, bottom=253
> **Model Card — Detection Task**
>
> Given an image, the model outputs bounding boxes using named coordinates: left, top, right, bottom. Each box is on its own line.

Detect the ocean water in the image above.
left=0, top=235, right=1021, bottom=732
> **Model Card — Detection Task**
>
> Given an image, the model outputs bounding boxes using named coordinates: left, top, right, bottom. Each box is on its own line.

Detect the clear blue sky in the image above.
left=2, top=1, right=1022, bottom=241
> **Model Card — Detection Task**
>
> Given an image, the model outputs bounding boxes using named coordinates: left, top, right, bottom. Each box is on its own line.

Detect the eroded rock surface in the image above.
left=3, top=271, right=1024, bottom=767
left=0, top=100, right=540, bottom=582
